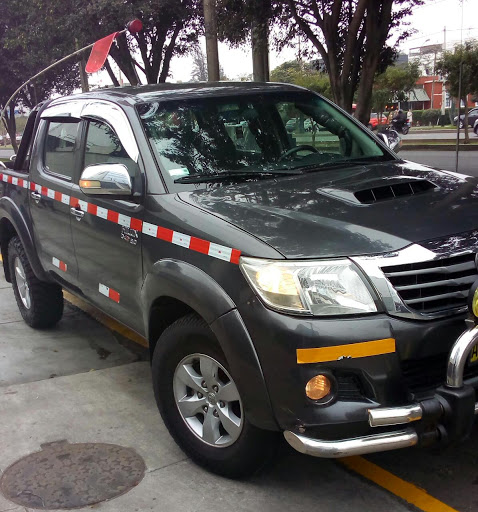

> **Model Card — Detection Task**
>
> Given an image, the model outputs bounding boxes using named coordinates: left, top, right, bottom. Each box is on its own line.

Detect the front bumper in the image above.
left=284, top=325, right=478, bottom=458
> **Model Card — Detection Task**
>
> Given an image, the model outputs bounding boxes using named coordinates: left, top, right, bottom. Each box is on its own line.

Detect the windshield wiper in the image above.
left=174, top=169, right=303, bottom=184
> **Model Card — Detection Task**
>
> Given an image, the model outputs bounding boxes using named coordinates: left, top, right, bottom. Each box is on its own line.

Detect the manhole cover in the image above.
left=0, top=440, right=146, bottom=509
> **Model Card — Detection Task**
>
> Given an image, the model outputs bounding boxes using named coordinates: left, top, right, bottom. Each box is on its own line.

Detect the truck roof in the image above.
left=51, top=81, right=305, bottom=106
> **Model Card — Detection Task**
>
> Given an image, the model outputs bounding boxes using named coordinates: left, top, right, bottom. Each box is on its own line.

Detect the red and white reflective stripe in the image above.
left=141, top=222, right=241, bottom=264
left=0, top=173, right=29, bottom=189
left=52, top=257, right=67, bottom=272
left=99, top=283, right=120, bottom=303
left=1, top=174, right=242, bottom=265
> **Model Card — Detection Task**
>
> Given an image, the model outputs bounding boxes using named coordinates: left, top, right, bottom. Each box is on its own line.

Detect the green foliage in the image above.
left=410, top=109, right=453, bottom=126
left=372, top=62, right=420, bottom=113
left=270, top=60, right=332, bottom=98
left=436, top=42, right=478, bottom=100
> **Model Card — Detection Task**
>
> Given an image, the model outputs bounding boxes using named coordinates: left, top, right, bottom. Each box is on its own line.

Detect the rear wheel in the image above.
left=8, top=236, right=63, bottom=328
left=152, top=314, right=277, bottom=478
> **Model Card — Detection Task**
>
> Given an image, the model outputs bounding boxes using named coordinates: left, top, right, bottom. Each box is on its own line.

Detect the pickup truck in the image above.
left=1, top=82, right=478, bottom=478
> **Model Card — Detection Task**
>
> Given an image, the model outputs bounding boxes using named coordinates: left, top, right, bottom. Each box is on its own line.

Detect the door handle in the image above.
left=31, top=191, right=41, bottom=202
left=70, top=207, right=85, bottom=221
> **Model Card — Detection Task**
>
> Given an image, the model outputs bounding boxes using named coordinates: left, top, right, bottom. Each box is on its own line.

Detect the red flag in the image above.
left=85, top=32, right=119, bottom=73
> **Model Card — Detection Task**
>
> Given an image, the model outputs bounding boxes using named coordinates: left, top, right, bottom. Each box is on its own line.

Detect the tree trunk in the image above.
left=251, top=0, right=269, bottom=82
left=203, top=0, right=220, bottom=81
left=104, top=59, right=120, bottom=87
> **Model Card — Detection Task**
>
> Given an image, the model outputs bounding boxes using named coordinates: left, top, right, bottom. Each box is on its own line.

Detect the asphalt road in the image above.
left=400, top=150, right=477, bottom=177
left=0, top=148, right=14, bottom=159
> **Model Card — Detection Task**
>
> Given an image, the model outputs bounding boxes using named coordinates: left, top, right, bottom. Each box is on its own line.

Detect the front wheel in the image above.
left=152, top=314, right=277, bottom=478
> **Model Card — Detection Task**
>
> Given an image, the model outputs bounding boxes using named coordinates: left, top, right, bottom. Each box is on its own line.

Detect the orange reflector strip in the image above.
left=296, top=338, right=395, bottom=364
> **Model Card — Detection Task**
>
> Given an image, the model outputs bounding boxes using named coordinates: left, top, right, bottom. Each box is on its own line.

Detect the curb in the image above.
left=401, top=144, right=478, bottom=151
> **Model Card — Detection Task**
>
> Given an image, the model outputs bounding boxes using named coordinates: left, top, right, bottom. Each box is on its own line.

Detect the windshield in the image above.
left=138, top=91, right=394, bottom=190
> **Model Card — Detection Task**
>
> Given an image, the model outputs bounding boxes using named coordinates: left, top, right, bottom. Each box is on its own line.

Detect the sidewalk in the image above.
left=0, top=275, right=410, bottom=512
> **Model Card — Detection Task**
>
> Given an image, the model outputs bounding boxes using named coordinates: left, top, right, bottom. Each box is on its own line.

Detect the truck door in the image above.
left=70, top=108, right=144, bottom=334
left=28, top=116, right=80, bottom=284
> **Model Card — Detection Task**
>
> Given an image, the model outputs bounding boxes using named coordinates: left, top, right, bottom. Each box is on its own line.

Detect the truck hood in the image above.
left=178, top=160, right=478, bottom=259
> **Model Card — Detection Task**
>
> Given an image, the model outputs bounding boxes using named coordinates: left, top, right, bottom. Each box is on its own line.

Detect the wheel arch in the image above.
left=0, top=197, right=49, bottom=283
left=142, top=259, right=278, bottom=430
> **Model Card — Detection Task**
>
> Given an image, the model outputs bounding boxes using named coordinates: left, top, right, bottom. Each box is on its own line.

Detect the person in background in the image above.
left=407, top=109, right=413, bottom=126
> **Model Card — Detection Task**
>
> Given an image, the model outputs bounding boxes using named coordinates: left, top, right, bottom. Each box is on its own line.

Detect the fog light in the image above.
left=305, top=375, right=331, bottom=400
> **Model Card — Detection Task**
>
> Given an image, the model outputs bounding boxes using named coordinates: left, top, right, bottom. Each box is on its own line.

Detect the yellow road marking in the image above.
left=297, top=338, right=395, bottom=364
left=340, top=456, right=459, bottom=512
left=63, top=291, right=148, bottom=348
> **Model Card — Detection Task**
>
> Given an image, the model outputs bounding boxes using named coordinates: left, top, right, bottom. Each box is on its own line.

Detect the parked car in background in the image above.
left=454, top=107, right=478, bottom=129
left=367, top=113, right=388, bottom=130
left=474, top=118, right=478, bottom=135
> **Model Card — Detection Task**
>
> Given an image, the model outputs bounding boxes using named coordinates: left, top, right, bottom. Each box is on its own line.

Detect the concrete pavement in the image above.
left=0, top=274, right=412, bottom=512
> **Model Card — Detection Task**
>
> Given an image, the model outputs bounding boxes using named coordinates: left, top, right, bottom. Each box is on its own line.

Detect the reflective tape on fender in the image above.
left=0, top=173, right=242, bottom=265
left=296, top=338, right=396, bottom=364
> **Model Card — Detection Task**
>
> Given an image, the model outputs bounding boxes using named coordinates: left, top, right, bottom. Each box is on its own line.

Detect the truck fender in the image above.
left=141, top=259, right=278, bottom=430
left=0, top=196, right=49, bottom=282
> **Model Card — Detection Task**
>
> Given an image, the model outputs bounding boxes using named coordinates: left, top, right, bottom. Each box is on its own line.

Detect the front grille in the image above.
left=401, top=353, right=478, bottom=394
left=381, top=252, right=478, bottom=315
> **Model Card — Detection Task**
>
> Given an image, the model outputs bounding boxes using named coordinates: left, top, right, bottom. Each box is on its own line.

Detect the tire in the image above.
left=474, top=125, right=478, bottom=135
left=8, top=236, right=63, bottom=328
left=152, top=313, right=278, bottom=478
left=402, top=126, right=409, bottom=135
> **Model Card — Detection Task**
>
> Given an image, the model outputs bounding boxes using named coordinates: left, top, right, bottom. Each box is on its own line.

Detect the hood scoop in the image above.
left=354, top=179, right=437, bottom=204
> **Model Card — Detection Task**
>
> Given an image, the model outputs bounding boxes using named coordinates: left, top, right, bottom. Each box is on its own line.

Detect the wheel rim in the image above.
left=14, top=257, right=31, bottom=309
left=173, top=353, right=243, bottom=448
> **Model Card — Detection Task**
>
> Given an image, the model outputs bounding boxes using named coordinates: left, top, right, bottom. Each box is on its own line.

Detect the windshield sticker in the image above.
left=168, top=168, right=189, bottom=177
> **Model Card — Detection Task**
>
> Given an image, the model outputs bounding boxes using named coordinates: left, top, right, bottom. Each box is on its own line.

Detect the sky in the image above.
left=91, top=0, right=478, bottom=87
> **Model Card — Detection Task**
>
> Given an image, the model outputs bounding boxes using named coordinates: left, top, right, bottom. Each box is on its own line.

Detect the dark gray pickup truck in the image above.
left=1, top=82, right=478, bottom=478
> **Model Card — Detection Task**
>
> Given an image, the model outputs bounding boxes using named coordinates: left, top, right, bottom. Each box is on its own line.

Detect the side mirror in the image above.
left=79, top=163, right=132, bottom=196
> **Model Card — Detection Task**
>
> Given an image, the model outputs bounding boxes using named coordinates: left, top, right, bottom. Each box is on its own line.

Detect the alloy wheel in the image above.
left=173, top=353, right=243, bottom=447
left=14, top=257, right=31, bottom=309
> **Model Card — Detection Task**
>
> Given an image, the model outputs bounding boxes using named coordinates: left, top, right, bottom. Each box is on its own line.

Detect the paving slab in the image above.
left=0, top=275, right=141, bottom=387
left=0, top=363, right=411, bottom=512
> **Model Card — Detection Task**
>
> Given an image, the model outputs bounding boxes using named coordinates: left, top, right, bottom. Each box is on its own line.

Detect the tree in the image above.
left=217, top=0, right=281, bottom=81
left=270, top=60, right=332, bottom=98
left=437, top=42, right=478, bottom=144
left=0, top=0, right=80, bottom=151
left=372, top=62, right=420, bottom=116
left=191, top=46, right=209, bottom=81
left=280, top=0, right=423, bottom=124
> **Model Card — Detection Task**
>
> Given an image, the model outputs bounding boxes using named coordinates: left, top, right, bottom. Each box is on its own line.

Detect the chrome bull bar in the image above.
left=284, top=325, right=478, bottom=458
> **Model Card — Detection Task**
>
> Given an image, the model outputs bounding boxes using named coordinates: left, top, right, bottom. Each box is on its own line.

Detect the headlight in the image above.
left=240, top=257, right=377, bottom=316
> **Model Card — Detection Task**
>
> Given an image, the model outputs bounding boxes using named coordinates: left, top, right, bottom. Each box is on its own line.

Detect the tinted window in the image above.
left=139, top=91, right=391, bottom=190
left=44, top=120, right=80, bottom=178
left=84, top=121, right=139, bottom=178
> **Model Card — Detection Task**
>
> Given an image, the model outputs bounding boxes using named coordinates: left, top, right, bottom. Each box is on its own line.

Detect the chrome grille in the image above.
left=381, top=252, right=478, bottom=315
